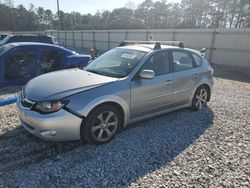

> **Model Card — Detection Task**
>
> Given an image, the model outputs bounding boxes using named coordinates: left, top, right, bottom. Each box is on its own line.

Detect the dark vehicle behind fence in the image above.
left=0, top=42, right=91, bottom=87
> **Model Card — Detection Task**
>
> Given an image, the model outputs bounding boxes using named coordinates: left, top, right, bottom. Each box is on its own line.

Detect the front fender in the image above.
left=78, top=95, right=130, bottom=127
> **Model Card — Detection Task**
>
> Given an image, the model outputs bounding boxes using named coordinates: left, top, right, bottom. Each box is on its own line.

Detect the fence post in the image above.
left=81, top=31, right=84, bottom=49
left=146, top=30, right=150, bottom=41
left=64, top=31, right=67, bottom=48
left=72, top=31, right=75, bottom=50
left=172, top=30, right=177, bottom=41
left=209, top=29, right=218, bottom=63
left=57, top=31, right=59, bottom=44
left=93, top=30, right=96, bottom=49
left=125, top=30, right=128, bottom=40
left=107, top=30, right=110, bottom=50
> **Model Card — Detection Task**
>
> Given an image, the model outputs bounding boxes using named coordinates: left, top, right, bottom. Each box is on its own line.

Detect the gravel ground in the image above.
left=0, top=76, right=249, bottom=187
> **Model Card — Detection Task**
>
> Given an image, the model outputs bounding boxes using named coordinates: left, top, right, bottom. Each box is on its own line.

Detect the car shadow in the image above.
left=0, top=106, right=214, bottom=186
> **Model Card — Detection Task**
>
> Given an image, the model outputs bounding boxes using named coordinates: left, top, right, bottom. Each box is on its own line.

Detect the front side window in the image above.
left=86, top=48, right=146, bottom=78
left=172, top=50, right=193, bottom=72
left=40, top=48, right=65, bottom=73
left=4, top=48, right=36, bottom=80
left=141, top=51, right=170, bottom=76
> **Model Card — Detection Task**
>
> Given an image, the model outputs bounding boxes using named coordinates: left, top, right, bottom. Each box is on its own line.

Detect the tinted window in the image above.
left=142, top=51, right=170, bottom=76
left=4, top=49, right=36, bottom=80
left=8, top=36, right=23, bottom=43
left=192, top=53, right=202, bottom=66
left=7, top=36, right=53, bottom=44
left=172, top=50, right=193, bottom=72
left=40, top=48, right=65, bottom=73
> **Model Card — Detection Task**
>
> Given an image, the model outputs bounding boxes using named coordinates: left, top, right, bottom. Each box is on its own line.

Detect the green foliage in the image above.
left=0, top=0, right=249, bottom=31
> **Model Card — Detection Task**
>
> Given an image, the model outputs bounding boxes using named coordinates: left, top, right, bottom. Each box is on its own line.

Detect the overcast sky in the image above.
left=12, top=0, right=181, bottom=14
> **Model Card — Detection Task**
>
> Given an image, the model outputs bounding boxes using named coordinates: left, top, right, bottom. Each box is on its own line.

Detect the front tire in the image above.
left=191, top=86, right=209, bottom=111
left=82, top=104, right=122, bottom=145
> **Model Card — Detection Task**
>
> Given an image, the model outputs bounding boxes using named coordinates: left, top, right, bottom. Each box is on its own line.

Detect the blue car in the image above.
left=0, top=42, right=91, bottom=87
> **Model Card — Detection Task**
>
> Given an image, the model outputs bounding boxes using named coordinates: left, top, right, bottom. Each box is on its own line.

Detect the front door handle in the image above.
left=193, top=74, right=199, bottom=78
left=165, top=80, right=173, bottom=85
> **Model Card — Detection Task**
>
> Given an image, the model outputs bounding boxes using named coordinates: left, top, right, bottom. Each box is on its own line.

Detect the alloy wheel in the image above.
left=195, top=88, right=208, bottom=109
left=91, top=111, right=118, bottom=142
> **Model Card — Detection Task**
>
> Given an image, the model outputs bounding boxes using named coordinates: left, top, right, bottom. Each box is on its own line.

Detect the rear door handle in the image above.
left=165, top=80, right=173, bottom=85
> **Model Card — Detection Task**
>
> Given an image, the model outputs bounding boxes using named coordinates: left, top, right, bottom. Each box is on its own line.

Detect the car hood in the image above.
left=24, top=69, right=118, bottom=101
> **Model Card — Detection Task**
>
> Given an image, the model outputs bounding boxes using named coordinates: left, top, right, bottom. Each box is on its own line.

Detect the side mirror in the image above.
left=200, top=48, right=206, bottom=57
left=139, top=70, right=155, bottom=79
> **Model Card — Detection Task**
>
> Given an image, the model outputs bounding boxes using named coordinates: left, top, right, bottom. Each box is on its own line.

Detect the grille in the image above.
left=20, top=95, right=35, bottom=109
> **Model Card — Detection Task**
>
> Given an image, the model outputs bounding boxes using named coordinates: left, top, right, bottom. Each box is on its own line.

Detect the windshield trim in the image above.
left=0, top=44, right=15, bottom=56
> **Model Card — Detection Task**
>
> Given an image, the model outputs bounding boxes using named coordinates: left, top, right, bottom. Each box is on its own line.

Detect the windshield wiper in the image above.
left=85, top=69, right=103, bottom=75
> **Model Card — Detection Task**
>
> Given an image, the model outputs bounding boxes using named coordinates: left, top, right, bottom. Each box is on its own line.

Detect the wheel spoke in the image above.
left=97, top=113, right=104, bottom=123
left=105, top=128, right=112, bottom=137
left=107, top=121, right=117, bottom=127
left=196, top=95, right=201, bottom=100
left=92, top=124, right=102, bottom=132
left=97, top=129, right=104, bottom=140
left=199, top=101, right=202, bottom=109
left=199, top=89, right=203, bottom=96
left=105, top=112, right=114, bottom=122
left=202, top=93, right=207, bottom=99
left=201, top=99, right=206, bottom=103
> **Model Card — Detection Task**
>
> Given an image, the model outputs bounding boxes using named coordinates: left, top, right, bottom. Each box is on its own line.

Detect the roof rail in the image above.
left=119, top=40, right=184, bottom=49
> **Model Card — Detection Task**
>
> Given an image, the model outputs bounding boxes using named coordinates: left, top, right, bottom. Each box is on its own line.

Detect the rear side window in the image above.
left=192, top=53, right=202, bottom=66
left=7, top=36, right=53, bottom=44
left=40, top=48, right=65, bottom=73
left=8, top=36, right=22, bottom=43
left=172, top=50, right=193, bottom=72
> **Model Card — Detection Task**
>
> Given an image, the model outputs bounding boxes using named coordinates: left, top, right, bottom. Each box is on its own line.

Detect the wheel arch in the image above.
left=190, top=82, right=212, bottom=105
left=78, top=95, right=130, bottom=127
left=199, top=83, right=211, bottom=101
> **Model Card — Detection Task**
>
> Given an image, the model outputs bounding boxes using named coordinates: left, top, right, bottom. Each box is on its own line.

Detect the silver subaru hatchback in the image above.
left=17, top=41, right=213, bottom=145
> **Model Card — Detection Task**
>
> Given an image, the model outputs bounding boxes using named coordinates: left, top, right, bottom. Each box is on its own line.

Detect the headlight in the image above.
left=33, top=100, right=68, bottom=114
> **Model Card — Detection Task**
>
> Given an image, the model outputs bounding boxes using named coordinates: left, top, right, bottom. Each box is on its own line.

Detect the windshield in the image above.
left=0, top=44, right=14, bottom=55
left=85, top=48, right=146, bottom=78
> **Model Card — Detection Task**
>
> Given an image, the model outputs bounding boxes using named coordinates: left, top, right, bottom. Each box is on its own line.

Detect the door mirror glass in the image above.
left=139, top=69, right=155, bottom=79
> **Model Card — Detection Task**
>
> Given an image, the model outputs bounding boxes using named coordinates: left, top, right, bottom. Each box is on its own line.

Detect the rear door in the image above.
left=170, top=49, right=198, bottom=105
left=2, top=46, right=39, bottom=86
left=130, top=50, right=174, bottom=119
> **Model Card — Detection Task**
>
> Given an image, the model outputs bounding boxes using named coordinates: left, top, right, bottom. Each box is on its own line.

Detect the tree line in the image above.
left=0, top=0, right=249, bottom=31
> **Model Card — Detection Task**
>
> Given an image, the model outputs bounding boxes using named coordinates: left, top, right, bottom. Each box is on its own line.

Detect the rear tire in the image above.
left=82, top=104, right=122, bottom=145
left=191, top=86, right=209, bottom=111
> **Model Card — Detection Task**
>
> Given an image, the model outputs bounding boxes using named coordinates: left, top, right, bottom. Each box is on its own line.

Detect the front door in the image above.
left=3, top=47, right=38, bottom=86
left=130, top=50, right=174, bottom=119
